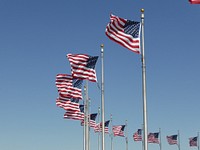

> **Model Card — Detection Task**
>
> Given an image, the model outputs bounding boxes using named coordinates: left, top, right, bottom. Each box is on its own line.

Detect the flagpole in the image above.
left=178, top=130, right=180, bottom=150
left=125, top=120, right=128, bottom=150
left=83, top=94, right=86, bottom=150
left=159, top=128, right=162, bottom=150
left=88, top=98, right=91, bottom=150
left=98, top=106, right=101, bottom=150
left=101, top=44, right=105, bottom=150
left=142, top=124, right=144, bottom=150
left=141, top=8, right=148, bottom=150
left=198, top=132, right=199, bottom=150
left=84, top=83, right=89, bottom=150
left=110, top=114, right=113, bottom=150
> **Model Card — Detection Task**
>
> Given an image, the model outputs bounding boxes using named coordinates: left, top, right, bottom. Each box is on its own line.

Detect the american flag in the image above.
left=166, top=135, right=178, bottom=145
left=94, top=120, right=110, bottom=134
left=118, top=125, right=125, bottom=137
left=105, top=14, right=141, bottom=54
left=56, top=97, right=80, bottom=111
left=56, top=74, right=73, bottom=88
left=112, top=125, right=122, bottom=136
left=133, top=129, right=142, bottom=141
left=189, top=136, right=198, bottom=147
left=67, top=54, right=98, bottom=82
left=189, top=0, right=200, bottom=4
left=81, top=113, right=97, bottom=128
left=63, top=104, right=84, bottom=121
left=148, top=132, right=159, bottom=144
left=56, top=74, right=83, bottom=99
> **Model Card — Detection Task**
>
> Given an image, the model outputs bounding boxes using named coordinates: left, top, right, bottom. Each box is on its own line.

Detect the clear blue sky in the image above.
left=0, top=1, right=200, bottom=150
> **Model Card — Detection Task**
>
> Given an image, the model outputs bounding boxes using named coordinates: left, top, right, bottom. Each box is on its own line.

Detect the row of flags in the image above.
left=133, top=129, right=198, bottom=147
left=55, top=54, right=98, bottom=123
left=55, top=8, right=199, bottom=149
left=55, top=13, right=139, bottom=139
left=55, top=53, right=128, bottom=137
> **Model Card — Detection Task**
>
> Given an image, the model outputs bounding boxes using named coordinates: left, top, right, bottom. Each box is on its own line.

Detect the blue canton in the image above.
left=124, top=20, right=140, bottom=38
left=73, top=79, right=83, bottom=88
left=86, top=56, right=98, bottom=69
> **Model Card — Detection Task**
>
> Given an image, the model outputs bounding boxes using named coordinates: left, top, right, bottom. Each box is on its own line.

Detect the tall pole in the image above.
left=125, top=120, right=128, bottom=150
left=98, top=106, right=101, bottom=150
left=83, top=95, right=85, bottom=150
left=198, top=132, right=199, bottom=150
left=88, top=98, right=91, bottom=150
left=110, top=114, right=113, bottom=150
left=101, top=44, right=105, bottom=150
left=84, top=82, right=89, bottom=150
left=178, top=130, right=180, bottom=150
left=159, top=128, right=162, bottom=150
left=141, top=8, right=148, bottom=150
left=142, top=124, right=144, bottom=150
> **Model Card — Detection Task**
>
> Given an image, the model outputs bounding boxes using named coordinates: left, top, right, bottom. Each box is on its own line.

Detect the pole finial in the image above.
left=141, top=8, right=144, bottom=13
left=101, top=44, right=104, bottom=53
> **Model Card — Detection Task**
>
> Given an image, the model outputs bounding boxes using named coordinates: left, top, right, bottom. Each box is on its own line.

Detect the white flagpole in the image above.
left=197, top=132, right=199, bottom=150
left=88, top=98, right=91, bottom=150
left=83, top=94, right=85, bottom=150
left=141, top=8, right=148, bottom=150
left=159, top=128, right=162, bottom=150
left=110, top=114, right=113, bottom=150
left=101, top=44, right=105, bottom=150
left=142, top=125, right=144, bottom=150
left=98, top=107, right=101, bottom=150
left=178, top=130, right=180, bottom=150
left=125, top=120, right=128, bottom=150
left=84, top=82, right=89, bottom=150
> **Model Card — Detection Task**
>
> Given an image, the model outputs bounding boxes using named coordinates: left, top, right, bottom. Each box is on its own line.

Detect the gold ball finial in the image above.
left=141, top=8, right=144, bottom=12
left=100, top=44, right=104, bottom=52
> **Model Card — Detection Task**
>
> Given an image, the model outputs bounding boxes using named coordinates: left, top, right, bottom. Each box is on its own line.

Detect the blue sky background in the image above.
left=0, top=1, right=200, bottom=150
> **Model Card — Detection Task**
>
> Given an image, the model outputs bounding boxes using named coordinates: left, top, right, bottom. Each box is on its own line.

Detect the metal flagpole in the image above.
left=84, top=82, right=89, bottom=150
left=83, top=95, right=86, bottom=150
left=98, top=107, right=101, bottom=150
left=88, top=98, right=91, bottom=150
left=141, top=8, right=148, bottom=150
left=159, top=128, right=162, bottom=150
left=125, top=120, right=128, bottom=150
left=178, top=130, right=180, bottom=150
left=110, top=114, right=113, bottom=150
left=142, top=124, right=144, bottom=150
left=101, top=44, right=105, bottom=150
left=198, top=132, right=199, bottom=150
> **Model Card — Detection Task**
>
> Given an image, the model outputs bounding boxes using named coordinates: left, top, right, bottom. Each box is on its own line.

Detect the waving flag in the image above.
left=148, top=132, right=159, bottom=144
left=56, top=74, right=72, bottom=88
left=67, top=54, right=98, bottom=82
left=81, top=113, right=98, bottom=128
left=105, top=14, right=141, bottom=54
left=133, top=129, right=142, bottom=141
left=56, top=97, right=80, bottom=111
left=189, top=0, right=200, bottom=4
left=189, top=137, right=198, bottom=147
left=166, top=135, right=178, bottom=145
left=113, top=125, right=122, bottom=136
left=118, top=125, right=125, bottom=137
left=63, top=104, right=84, bottom=121
left=56, top=74, right=83, bottom=99
left=94, top=120, right=110, bottom=134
